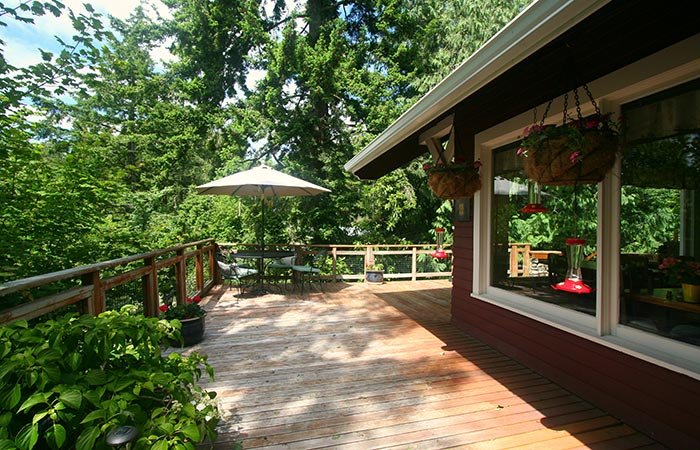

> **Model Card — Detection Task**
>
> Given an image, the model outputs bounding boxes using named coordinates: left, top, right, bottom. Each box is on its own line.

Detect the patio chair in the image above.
left=216, top=260, right=258, bottom=296
left=292, top=250, right=326, bottom=295
left=268, top=255, right=295, bottom=292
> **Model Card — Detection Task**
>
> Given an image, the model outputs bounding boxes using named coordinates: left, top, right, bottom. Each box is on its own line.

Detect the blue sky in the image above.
left=1, top=0, right=172, bottom=68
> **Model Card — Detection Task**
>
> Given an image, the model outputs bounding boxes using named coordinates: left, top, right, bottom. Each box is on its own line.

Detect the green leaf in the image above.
left=0, top=385, right=21, bottom=410
left=0, top=412, right=12, bottom=426
left=180, top=423, right=200, bottom=442
left=75, top=426, right=99, bottom=450
left=59, top=389, right=81, bottom=409
left=85, top=370, right=107, bottom=385
left=0, top=439, right=16, bottom=449
left=79, top=409, right=105, bottom=424
left=14, top=423, right=38, bottom=450
left=31, top=412, right=48, bottom=426
left=151, top=439, right=169, bottom=450
left=51, top=424, right=66, bottom=449
left=18, top=392, right=47, bottom=413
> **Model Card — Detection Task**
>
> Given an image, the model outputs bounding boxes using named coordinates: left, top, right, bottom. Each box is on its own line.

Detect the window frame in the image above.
left=471, top=34, right=700, bottom=379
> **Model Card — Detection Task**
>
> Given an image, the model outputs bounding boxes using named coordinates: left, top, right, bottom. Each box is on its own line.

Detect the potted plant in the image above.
left=659, top=257, right=700, bottom=303
left=517, top=113, right=620, bottom=185
left=423, top=158, right=482, bottom=200
left=365, top=263, right=385, bottom=284
left=160, top=295, right=207, bottom=346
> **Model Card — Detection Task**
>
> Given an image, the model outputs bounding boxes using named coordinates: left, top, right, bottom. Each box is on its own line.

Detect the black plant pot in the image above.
left=172, top=315, right=206, bottom=347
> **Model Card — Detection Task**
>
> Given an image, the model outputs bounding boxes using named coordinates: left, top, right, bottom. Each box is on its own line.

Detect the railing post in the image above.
left=142, top=257, right=159, bottom=317
left=211, top=242, right=219, bottom=285
left=331, top=246, right=338, bottom=282
left=175, top=248, right=187, bottom=306
left=196, top=244, right=204, bottom=292
left=81, top=270, right=104, bottom=315
left=412, top=246, right=417, bottom=281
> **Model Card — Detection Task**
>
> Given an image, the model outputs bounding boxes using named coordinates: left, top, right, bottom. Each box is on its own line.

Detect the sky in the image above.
left=1, top=0, right=173, bottom=68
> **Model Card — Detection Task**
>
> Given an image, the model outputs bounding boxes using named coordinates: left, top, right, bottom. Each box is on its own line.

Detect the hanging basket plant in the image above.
left=424, top=160, right=482, bottom=200
left=518, top=85, right=621, bottom=186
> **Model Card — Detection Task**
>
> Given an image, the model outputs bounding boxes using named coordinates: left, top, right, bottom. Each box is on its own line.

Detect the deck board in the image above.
left=189, top=280, right=660, bottom=449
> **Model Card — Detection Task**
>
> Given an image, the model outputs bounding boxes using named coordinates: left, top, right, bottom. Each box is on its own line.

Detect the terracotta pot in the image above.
left=427, top=170, right=481, bottom=200
left=171, top=315, right=206, bottom=347
left=523, top=130, right=618, bottom=186
left=682, top=283, right=700, bottom=303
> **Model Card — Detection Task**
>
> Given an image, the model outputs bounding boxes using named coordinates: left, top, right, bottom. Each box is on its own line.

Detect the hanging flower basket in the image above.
left=424, top=161, right=481, bottom=200
left=518, top=85, right=621, bottom=186
left=521, top=128, right=618, bottom=185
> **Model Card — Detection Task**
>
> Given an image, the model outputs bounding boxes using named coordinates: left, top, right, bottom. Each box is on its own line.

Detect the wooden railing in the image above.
left=219, top=243, right=453, bottom=281
left=1, top=240, right=451, bottom=325
left=0, top=239, right=216, bottom=325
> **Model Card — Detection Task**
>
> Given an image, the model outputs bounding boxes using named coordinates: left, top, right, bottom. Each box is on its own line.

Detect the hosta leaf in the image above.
left=58, top=389, right=81, bottom=409
left=180, top=423, right=200, bottom=442
left=14, top=423, right=38, bottom=450
left=80, top=409, right=105, bottom=424
left=0, top=385, right=21, bottom=410
left=18, top=392, right=47, bottom=413
left=51, top=424, right=66, bottom=448
left=75, top=426, right=99, bottom=450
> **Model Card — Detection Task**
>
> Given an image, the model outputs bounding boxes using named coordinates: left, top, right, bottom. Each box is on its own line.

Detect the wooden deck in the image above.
left=194, top=280, right=661, bottom=449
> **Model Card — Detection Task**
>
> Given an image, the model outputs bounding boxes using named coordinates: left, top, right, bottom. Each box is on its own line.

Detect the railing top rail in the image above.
left=0, top=238, right=215, bottom=296
left=218, top=243, right=452, bottom=249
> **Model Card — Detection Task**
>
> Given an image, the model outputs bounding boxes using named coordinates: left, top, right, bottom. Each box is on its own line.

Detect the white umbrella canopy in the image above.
left=196, top=164, right=331, bottom=197
left=196, top=164, right=331, bottom=269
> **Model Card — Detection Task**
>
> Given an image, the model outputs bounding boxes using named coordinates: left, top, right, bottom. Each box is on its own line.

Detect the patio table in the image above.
left=232, top=250, right=295, bottom=293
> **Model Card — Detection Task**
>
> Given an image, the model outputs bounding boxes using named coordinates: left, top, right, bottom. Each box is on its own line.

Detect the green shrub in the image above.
left=0, top=305, right=220, bottom=450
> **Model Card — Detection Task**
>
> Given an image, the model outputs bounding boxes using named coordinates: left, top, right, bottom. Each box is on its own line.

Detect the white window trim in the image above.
left=472, top=33, right=700, bottom=379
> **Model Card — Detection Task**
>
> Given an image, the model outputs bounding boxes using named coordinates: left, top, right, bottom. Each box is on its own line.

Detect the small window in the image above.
left=491, top=144, right=598, bottom=315
left=619, top=79, right=700, bottom=346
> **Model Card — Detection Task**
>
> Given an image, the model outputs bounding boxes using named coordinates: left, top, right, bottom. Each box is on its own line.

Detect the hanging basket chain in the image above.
left=583, top=83, right=602, bottom=117
left=574, top=87, right=583, bottom=121
left=538, top=99, right=553, bottom=127
left=562, top=92, right=569, bottom=125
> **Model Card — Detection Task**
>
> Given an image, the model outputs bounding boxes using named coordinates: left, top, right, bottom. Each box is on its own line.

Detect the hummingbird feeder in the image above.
left=552, top=237, right=591, bottom=294
left=431, top=227, right=449, bottom=259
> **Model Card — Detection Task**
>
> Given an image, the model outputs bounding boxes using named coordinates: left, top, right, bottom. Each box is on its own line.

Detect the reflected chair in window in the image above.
left=292, top=250, right=326, bottom=295
left=216, top=260, right=258, bottom=296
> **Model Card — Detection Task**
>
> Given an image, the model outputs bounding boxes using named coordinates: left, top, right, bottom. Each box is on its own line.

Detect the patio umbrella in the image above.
left=195, top=164, right=331, bottom=255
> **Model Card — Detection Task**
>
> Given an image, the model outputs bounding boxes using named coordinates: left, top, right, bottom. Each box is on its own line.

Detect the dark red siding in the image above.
left=451, top=220, right=700, bottom=449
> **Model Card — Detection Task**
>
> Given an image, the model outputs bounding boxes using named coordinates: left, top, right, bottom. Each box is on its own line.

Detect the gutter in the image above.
left=344, top=0, right=610, bottom=177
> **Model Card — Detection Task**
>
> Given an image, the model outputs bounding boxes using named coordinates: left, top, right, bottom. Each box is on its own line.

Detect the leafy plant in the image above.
left=366, top=263, right=384, bottom=271
left=0, top=306, right=220, bottom=449
left=160, top=295, right=206, bottom=321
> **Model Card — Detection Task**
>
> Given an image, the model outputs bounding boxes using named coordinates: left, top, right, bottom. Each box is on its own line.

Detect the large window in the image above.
left=619, top=79, right=700, bottom=347
left=476, top=43, right=700, bottom=376
left=491, top=145, right=598, bottom=315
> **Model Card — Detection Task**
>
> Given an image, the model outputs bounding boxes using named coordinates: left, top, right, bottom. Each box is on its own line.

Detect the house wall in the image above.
left=451, top=220, right=700, bottom=448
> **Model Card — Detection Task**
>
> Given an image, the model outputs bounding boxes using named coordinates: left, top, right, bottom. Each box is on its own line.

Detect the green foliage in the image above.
left=0, top=306, right=219, bottom=449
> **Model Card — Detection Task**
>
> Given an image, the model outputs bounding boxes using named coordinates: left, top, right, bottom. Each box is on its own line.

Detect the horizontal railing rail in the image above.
left=218, top=243, right=453, bottom=282
left=1, top=241, right=451, bottom=325
left=0, top=239, right=217, bottom=325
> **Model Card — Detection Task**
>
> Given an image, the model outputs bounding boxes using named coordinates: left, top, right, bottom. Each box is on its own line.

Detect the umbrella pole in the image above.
left=260, top=195, right=265, bottom=291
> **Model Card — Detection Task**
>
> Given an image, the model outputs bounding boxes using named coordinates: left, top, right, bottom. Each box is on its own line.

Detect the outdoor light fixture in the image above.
left=521, top=180, right=548, bottom=213
left=431, top=227, right=449, bottom=259
left=553, top=237, right=591, bottom=294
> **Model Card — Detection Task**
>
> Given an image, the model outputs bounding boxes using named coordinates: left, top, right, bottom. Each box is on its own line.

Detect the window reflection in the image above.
left=620, top=79, right=700, bottom=346
left=491, top=144, right=598, bottom=315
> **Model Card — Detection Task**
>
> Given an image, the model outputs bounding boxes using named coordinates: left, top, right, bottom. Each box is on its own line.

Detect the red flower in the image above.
left=569, top=150, right=582, bottom=165
left=185, top=297, right=192, bottom=304
left=193, top=295, right=202, bottom=303
left=159, top=304, right=169, bottom=313
left=422, top=163, right=432, bottom=171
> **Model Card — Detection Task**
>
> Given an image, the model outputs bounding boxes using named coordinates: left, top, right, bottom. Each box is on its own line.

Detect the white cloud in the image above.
left=1, top=0, right=172, bottom=68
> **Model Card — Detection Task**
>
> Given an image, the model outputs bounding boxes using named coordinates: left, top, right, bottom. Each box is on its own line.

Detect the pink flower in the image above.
left=569, top=150, right=582, bottom=165
left=473, top=160, right=482, bottom=169
left=585, top=117, right=600, bottom=129
left=523, top=124, right=544, bottom=137
left=422, top=163, right=432, bottom=171
left=159, top=304, right=169, bottom=313
left=516, top=147, right=525, bottom=156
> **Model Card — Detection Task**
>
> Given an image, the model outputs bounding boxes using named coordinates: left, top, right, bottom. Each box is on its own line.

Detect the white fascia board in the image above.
left=345, top=0, right=610, bottom=176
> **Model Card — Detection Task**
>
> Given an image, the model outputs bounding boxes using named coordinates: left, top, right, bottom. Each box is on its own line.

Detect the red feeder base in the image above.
left=552, top=278, right=591, bottom=294
left=431, top=250, right=449, bottom=259
left=521, top=203, right=548, bottom=214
